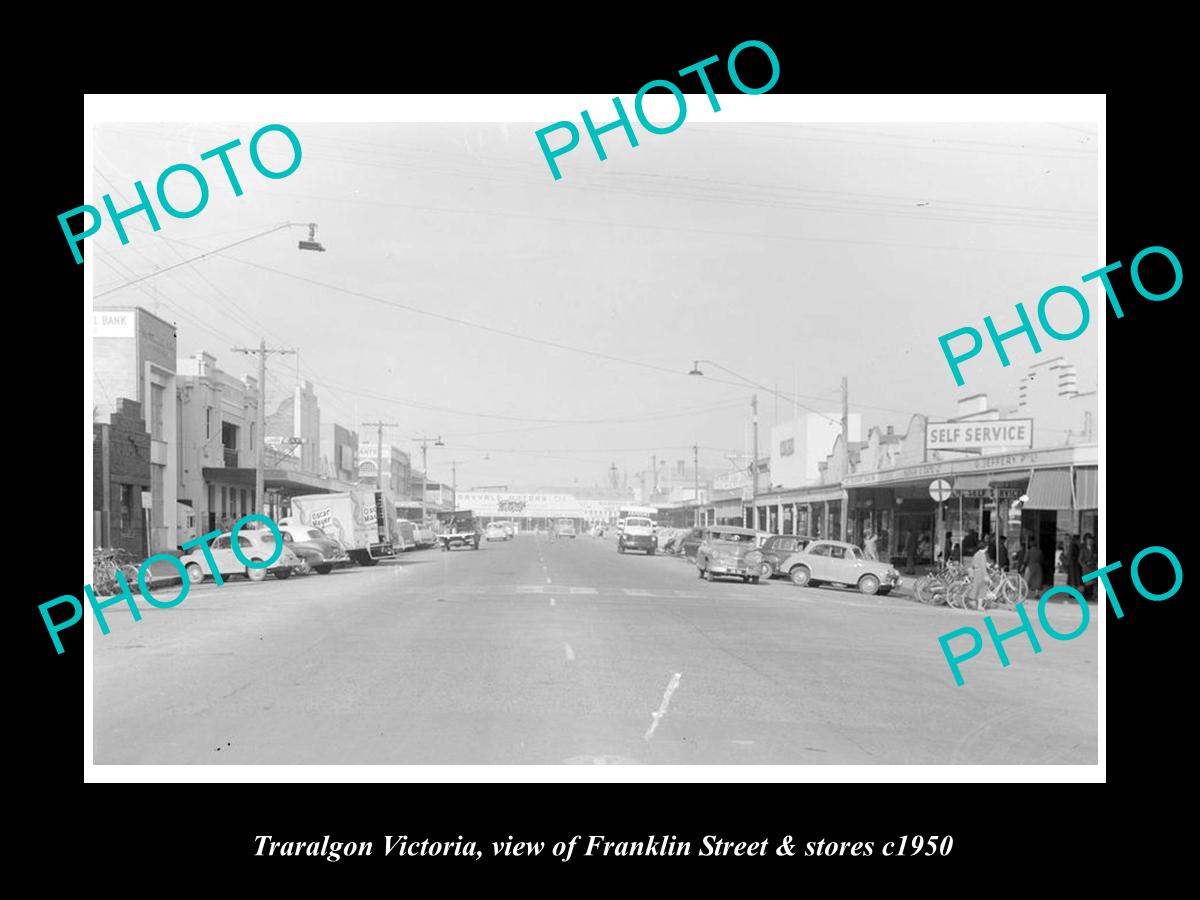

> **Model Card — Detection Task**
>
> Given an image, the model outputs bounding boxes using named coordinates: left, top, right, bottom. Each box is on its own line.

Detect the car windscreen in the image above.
left=305, top=528, right=324, bottom=540
left=626, top=518, right=652, bottom=527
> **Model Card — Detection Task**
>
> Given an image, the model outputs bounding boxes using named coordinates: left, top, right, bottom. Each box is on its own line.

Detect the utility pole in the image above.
left=693, top=443, right=700, bottom=527
left=450, top=460, right=458, bottom=511
left=751, top=393, right=759, bottom=531
left=414, top=436, right=443, bottom=523
left=841, top=375, right=850, bottom=542
left=362, top=420, right=398, bottom=496
left=651, top=454, right=657, bottom=500
left=231, top=340, right=295, bottom=518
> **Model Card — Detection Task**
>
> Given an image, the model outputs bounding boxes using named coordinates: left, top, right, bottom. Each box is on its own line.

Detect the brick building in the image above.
left=93, top=399, right=151, bottom=557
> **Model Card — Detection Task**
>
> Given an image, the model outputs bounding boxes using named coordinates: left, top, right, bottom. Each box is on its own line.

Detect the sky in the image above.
left=91, top=119, right=1098, bottom=490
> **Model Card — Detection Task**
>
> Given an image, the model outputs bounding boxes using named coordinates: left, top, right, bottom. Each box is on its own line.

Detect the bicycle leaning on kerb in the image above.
left=92, top=547, right=140, bottom=597
left=914, top=561, right=1028, bottom=611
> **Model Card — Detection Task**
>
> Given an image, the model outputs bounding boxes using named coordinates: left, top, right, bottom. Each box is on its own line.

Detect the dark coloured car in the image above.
left=672, top=527, right=706, bottom=559
left=758, top=535, right=813, bottom=579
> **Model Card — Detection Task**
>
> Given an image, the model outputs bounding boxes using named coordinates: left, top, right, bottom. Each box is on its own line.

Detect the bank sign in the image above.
left=925, top=419, right=1034, bottom=452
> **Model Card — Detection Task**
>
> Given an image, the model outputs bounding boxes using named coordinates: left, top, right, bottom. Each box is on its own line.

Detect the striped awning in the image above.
left=1074, top=467, right=1098, bottom=509
left=1025, top=468, right=1074, bottom=510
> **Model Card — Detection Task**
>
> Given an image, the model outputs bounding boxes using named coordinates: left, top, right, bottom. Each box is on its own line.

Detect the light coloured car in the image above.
left=780, top=539, right=901, bottom=595
left=182, top=529, right=301, bottom=584
left=695, top=526, right=765, bottom=583
left=485, top=523, right=509, bottom=541
left=411, top=521, right=437, bottom=548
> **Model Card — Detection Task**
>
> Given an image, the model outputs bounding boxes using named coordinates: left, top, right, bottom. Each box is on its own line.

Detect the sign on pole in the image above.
left=928, top=479, right=953, bottom=503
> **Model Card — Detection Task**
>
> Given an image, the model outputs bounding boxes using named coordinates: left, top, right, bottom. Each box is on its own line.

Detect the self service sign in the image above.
left=925, top=419, right=1034, bottom=452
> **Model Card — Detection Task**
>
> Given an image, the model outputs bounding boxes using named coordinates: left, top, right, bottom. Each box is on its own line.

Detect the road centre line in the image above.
left=564, top=642, right=575, bottom=661
left=644, top=672, right=683, bottom=742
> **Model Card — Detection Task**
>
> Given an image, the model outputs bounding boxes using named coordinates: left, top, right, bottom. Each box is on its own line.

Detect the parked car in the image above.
left=411, top=521, right=437, bottom=549
left=493, top=521, right=516, bottom=540
left=695, top=526, right=765, bottom=583
left=277, top=522, right=351, bottom=575
left=672, top=527, right=704, bottom=559
left=617, top=516, right=657, bottom=554
left=758, top=535, right=814, bottom=579
left=182, top=529, right=301, bottom=584
left=485, top=523, right=509, bottom=542
left=556, top=519, right=577, bottom=539
left=780, top=539, right=901, bottom=595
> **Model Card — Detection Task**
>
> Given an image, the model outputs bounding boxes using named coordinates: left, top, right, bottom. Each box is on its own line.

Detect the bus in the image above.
left=617, top=505, right=658, bottom=535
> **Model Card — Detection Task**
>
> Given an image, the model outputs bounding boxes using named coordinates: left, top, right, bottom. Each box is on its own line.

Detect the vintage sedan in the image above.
left=485, top=523, right=509, bottom=542
left=758, top=535, right=814, bottom=579
left=278, top=522, right=351, bottom=574
left=181, top=528, right=301, bottom=584
left=695, top=526, right=765, bottom=584
left=780, top=539, right=901, bottom=595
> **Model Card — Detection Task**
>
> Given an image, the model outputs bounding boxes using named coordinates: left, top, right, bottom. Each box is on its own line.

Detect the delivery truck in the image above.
left=289, top=490, right=398, bottom=566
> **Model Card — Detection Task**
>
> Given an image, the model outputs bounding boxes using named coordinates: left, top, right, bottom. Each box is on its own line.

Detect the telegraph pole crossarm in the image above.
left=231, top=340, right=296, bottom=517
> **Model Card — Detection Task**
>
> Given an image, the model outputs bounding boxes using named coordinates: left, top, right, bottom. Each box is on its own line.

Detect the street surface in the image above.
left=94, top=533, right=1098, bottom=765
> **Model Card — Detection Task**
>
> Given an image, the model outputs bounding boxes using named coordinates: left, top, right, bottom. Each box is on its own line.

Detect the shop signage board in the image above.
left=926, top=418, right=1034, bottom=452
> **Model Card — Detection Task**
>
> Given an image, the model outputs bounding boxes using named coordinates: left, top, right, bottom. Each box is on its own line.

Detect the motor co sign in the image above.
left=925, top=419, right=1033, bottom=452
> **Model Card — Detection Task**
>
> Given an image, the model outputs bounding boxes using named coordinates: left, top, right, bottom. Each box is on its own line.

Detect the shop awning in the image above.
left=1074, top=466, right=1098, bottom=509
left=1024, top=468, right=1075, bottom=510
left=952, top=474, right=993, bottom=491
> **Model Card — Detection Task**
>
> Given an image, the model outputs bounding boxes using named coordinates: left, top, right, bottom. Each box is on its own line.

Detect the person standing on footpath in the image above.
left=864, top=530, right=879, bottom=561
left=1079, top=533, right=1098, bottom=600
left=1065, top=533, right=1082, bottom=589
left=962, top=528, right=979, bottom=559
left=905, top=529, right=918, bottom=575
left=968, top=543, right=993, bottom=611
left=997, top=535, right=1010, bottom=571
left=1023, top=538, right=1045, bottom=593
left=942, top=531, right=954, bottom=568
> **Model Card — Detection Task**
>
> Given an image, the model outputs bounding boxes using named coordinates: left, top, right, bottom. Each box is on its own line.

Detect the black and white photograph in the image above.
left=81, top=94, right=1103, bottom=773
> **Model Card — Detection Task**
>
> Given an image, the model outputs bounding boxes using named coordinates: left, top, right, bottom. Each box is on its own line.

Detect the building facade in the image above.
left=93, top=307, right=178, bottom=552
left=93, top=399, right=151, bottom=556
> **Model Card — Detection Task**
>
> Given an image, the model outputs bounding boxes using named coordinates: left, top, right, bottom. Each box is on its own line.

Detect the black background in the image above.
left=23, top=19, right=1187, bottom=887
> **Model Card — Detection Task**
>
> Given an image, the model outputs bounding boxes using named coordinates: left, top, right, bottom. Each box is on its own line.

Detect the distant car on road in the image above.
left=758, top=535, right=813, bottom=579
left=410, top=521, right=437, bottom=549
left=673, top=527, right=706, bottom=559
left=780, top=539, right=901, bottom=595
left=618, top=516, right=657, bottom=555
left=182, top=529, right=301, bottom=584
left=493, top=521, right=516, bottom=539
left=695, top=526, right=764, bottom=583
left=485, top=523, right=509, bottom=542
left=556, top=519, right=577, bottom=539
left=440, top=513, right=482, bottom=551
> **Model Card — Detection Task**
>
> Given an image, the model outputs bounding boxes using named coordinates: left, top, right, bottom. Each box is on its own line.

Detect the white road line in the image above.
left=564, top=642, right=575, bottom=661
left=549, top=597, right=556, bottom=607
left=624, top=589, right=654, bottom=596
left=644, top=672, right=683, bottom=742
left=568, top=587, right=597, bottom=595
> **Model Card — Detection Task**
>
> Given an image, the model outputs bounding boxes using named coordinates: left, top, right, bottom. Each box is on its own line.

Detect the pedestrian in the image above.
left=864, top=530, right=879, bottom=561
left=1065, top=533, right=1082, bottom=589
left=1014, top=536, right=1027, bottom=575
left=1023, top=538, right=1045, bottom=593
left=905, top=529, right=918, bottom=574
left=942, top=531, right=953, bottom=568
left=962, top=528, right=979, bottom=558
left=997, top=535, right=1010, bottom=570
left=968, top=543, right=993, bottom=611
left=1079, top=533, right=1098, bottom=600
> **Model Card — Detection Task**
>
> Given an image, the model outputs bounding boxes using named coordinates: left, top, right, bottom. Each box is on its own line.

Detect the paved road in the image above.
left=93, top=533, right=1097, bottom=765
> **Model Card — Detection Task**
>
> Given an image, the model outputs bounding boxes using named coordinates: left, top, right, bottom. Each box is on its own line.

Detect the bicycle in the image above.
left=92, top=547, right=141, bottom=596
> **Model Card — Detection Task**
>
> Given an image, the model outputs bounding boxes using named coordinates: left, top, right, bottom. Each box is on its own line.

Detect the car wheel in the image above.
left=789, top=565, right=812, bottom=587
left=751, top=576, right=760, bottom=585
left=858, top=574, right=881, bottom=595
left=697, top=565, right=705, bottom=579
left=185, top=562, right=205, bottom=585
left=704, top=569, right=714, bottom=582
left=295, top=557, right=312, bottom=576
left=273, top=569, right=292, bottom=580
left=247, top=564, right=266, bottom=582
left=647, top=547, right=655, bottom=556
left=315, top=565, right=333, bottom=575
